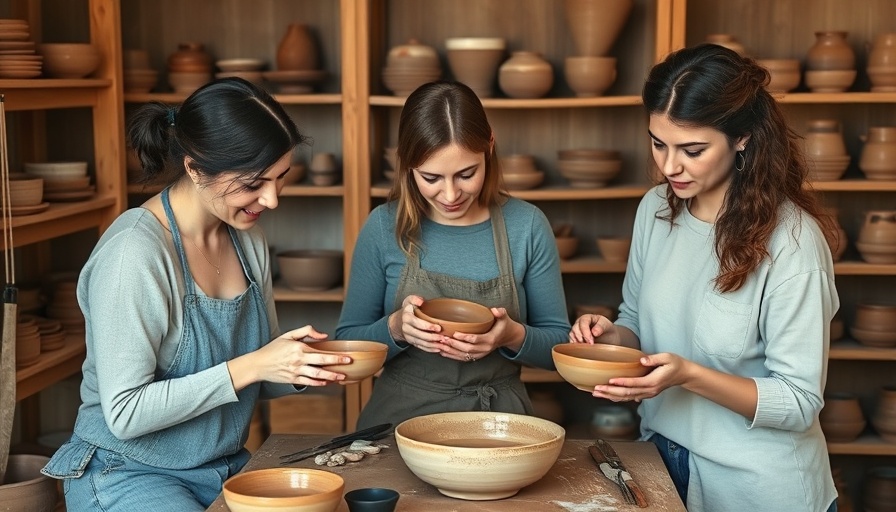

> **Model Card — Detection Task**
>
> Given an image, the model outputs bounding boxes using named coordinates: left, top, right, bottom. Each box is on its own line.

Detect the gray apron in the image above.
left=357, top=205, right=533, bottom=429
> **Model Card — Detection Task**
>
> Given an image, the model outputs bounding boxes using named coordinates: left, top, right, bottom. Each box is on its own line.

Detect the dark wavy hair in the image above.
left=388, top=80, right=507, bottom=255
left=127, top=77, right=306, bottom=190
left=642, top=43, right=834, bottom=292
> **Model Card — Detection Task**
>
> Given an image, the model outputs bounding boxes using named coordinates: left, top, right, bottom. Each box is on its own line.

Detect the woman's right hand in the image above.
left=569, top=314, right=619, bottom=344
left=229, top=325, right=351, bottom=389
left=388, top=295, right=446, bottom=354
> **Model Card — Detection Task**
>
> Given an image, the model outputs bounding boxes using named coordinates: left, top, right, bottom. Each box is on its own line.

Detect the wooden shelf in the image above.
left=830, top=341, right=896, bottom=361
left=776, top=92, right=896, bottom=104
left=1, top=197, right=118, bottom=250
left=560, top=256, right=628, bottom=274
left=127, top=183, right=346, bottom=197
left=369, top=94, right=644, bottom=109
left=827, top=433, right=896, bottom=456
left=273, top=284, right=344, bottom=302
left=124, top=92, right=342, bottom=105
left=16, top=334, right=86, bottom=401
left=833, top=261, right=896, bottom=275
left=0, top=79, right=113, bottom=110
left=811, top=180, right=896, bottom=192
left=371, top=184, right=651, bottom=200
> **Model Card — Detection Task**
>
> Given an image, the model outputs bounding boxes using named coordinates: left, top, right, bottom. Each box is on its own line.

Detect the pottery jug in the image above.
left=859, top=126, right=896, bottom=178
left=167, top=42, right=212, bottom=72
left=806, top=31, right=855, bottom=71
left=276, top=23, right=318, bottom=71
left=706, top=34, right=746, bottom=56
left=498, top=51, right=554, bottom=99
left=805, top=119, right=847, bottom=157
left=858, top=211, right=896, bottom=245
left=563, top=0, right=634, bottom=56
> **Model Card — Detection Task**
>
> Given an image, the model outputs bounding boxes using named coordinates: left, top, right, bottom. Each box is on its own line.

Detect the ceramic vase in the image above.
left=868, top=33, right=896, bottom=92
left=805, top=119, right=847, bottom=157
left=276, top=23, right=318, bottom=71
left=167, top=42, right=212, bottom=72
left=806, top=31, right=855, bottom=71
left=706, top=34, right=746, bottom=56
left=445, top=38, right=506, bottom=98
left=563, top=0, right=634, bottom=56
left=872, top=386, right=896, bottom=443
left=498, top=51, right=554, bottom=99
left=859, top=127, right=896, bottom=178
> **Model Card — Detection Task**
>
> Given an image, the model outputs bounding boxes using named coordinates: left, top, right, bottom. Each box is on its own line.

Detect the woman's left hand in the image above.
left=438, top=307, right=525, bottom=363
left=591, top=352, right=689, bottom=402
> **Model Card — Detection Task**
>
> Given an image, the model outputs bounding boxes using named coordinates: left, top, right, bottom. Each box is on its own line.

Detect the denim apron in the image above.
left=42, top=188, right=268, bottom=510
left=357, top=205, right=533, bottom=429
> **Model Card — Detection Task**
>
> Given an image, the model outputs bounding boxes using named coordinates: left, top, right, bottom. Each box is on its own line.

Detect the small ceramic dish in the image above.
left=344, top=487, right=400, bottom=512
left=552, top=343, right=649, bottom=391
left=413, top=298, right=495, bottom=338
left=306, top=340, right=388, bottom=383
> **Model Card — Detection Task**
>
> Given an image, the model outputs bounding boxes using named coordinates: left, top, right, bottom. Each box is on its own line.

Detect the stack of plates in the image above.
left=24, top=161, right=95, bottom=202
left=0, top=18, right=41, bottom=79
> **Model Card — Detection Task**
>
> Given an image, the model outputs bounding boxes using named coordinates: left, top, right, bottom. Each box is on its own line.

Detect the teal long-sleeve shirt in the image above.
left=336, top=198, right=570, bottom=369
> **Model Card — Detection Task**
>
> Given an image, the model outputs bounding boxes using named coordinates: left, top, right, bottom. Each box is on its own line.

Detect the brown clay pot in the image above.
left=805, top=119, right=847, bottom=157
left=872, top=386, right=896, bottom=443
left=806, top=31, right=855, bottom=71
left=276, top=23, right=319, bottom=71
left=498, top=51, right=554, bottom=99
left=855, top=304, right=896, bottom=332
left=167, top=42, right=212, bottom=72
left=864, top=466, right=896, bottom=512
left=0, top=455, right=57, bottom=511
left=859, top=127, right=896, bottom=178
left=563, top=0, right=634, bottom=56
left=819, top=392, right=866, bottom=442
left=868, top=33, right=896, bottom=92
left=858, top=211, right=896, bottom=245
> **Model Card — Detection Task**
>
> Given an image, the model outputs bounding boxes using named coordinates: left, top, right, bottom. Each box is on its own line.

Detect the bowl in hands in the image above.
left=306, top=340, right=388, bottom=383
left=394, top=411, right=565, bottom=500
left=552, top=343, right=649, bottom=392
left=413, top=298, right=495, bottom=338
left=222, top=467, right=344, bottom=512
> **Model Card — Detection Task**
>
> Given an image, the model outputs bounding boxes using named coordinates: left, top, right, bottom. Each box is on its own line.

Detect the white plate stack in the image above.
left=0, top=18, right=40, bottom=79
left=24, top=161, right=95, bottom=202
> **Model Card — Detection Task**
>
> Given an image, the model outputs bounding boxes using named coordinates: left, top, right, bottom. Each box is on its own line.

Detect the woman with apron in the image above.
left=41, top=78, right=350, bottom=512
left=337, top=81, right=571, bottom=429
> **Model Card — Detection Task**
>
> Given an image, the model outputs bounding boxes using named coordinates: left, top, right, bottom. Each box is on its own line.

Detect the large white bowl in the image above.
left=395, top=411, right=564, bottom=500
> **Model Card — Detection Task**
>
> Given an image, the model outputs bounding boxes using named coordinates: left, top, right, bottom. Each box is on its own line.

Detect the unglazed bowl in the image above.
left=394, top=411, right=565, bottom=500
left=306, top=340, right=388, bottom=383
left=552, top=343, right=649, bottom=391
left=414, top=298, right=495, bottom=337
left=276, top=250, right=344, bottom=291
left=223, top=468, right=344, bottom=512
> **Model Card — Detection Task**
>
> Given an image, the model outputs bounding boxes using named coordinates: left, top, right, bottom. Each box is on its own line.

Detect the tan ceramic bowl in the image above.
left=855, top=304, right=896, bottom=332
left=856, top=242, right=896, bottom=264
left=850, top=326, right=896, bottom=347
left=502, top=170, right=544, bottom=190
left=500, top=154, right=537, bottom=173
left=564, top=56, right=617, bottom=97
left=306, top=340, right=387, bottom=383
left=8, top=176, right=44, bottom=206
left=276, top=250, right=343, bottom=291
left=37, top=43, right=100, bottom=78
left=0, top=455, right=57, bottom=512
left=222, top=468, right=344, bottom=512
left=756, top=59, right=801, bottom=93
left=596, top=237, right=632, bottom=263
left=804, top=69, right=856, bottom=93
left=395, top=411, right=565, bottom=500
left=413, top=298, right=495, bottom=337
left=552, top=344, right=649, bottom=391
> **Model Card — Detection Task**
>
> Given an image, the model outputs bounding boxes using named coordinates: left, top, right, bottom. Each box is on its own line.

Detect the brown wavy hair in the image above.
left=388, top=81, right=507, bottom=255
left=642, top=44, right=834, bottom=292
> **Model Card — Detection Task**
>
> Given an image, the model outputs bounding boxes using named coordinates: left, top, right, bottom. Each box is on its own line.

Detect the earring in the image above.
left=735, top=151, right=746, bottom=172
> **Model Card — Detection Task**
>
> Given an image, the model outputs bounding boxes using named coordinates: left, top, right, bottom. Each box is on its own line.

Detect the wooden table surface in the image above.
left=207, top=434, right=686, bottom=511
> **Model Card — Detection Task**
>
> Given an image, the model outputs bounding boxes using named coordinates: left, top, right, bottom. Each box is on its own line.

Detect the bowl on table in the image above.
left=306, top=340, right=388, bottom=383
left=552, top=343, right=649, bottom=391
left=394, top=411, right=565, bottom=500
left=343, top=487, right=400, bottom=512
left=413, top=297, right=495, bottom=337
left=222, top=467, right=344, bottom=512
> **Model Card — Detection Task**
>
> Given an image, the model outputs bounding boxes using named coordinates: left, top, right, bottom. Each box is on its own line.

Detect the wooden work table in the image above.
left=207, top=434, right=686, bottom=511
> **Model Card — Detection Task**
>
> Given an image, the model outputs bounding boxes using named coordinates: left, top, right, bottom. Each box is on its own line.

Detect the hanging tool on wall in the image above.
left=0, top=94, right=19, bottom=485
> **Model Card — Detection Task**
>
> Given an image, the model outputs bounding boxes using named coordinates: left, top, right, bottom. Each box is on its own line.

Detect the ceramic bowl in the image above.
left=564, top=56, right=617, bottom=97
left=804, top=69, right=856, bottom=93
left=855, top=304, right=896, bottom=332
left=856, top=241, right=896, bottom=264
left=276, top=250, right=344, bottom=291
left=596, top=237, right=632, bottom=263
left=394, top=411, right=565, bottom=500
left=555, top=236, right=578, bottom=260
left=0, top=455, right=57, bottom=512
left=8, top=176, right=44, bottom=206
left=343, top=487, right=400, bottom=512
left=24, top=161, right=88, bottom=179
left=500, top=154, right=537, bottom=173
left=223, top=468, right=344, bottom=512
left=502, top=170, right=544, bottom=190
left=552, top=343, right=649, bottom=391
left=851, top=326, right=896, bottom=347
left=306, top=340, right=388, bottom=383
left=413, top=298, right=495, bottom=337
left=37, top=43, right=100, bottom=78
left=756, top=59, right=801, bottom=93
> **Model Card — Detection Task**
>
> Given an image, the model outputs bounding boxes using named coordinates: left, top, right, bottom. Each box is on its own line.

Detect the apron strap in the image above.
left=488, top=203, right=520, bottom=317
left=161, top=187, right=196, bottom=296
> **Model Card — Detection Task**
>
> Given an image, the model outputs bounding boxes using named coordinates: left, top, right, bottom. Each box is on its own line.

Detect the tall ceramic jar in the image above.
left=805, top=119, right=847, bottom=157
left=868, top=33, right=896, bottom=91
left=563, top=0, right=634, bottom=56
left=806, top=31, right=855, bottom=70
left=859, top=126, right=896, bottom=178
left=276, top=23, right=318, bottom=71
left=498, top=51, right=554, bottom=99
